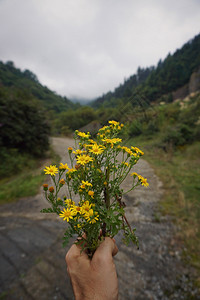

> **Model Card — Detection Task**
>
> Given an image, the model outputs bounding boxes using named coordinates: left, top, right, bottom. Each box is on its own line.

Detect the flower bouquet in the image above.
left=42, top=121, right=148, bottom=256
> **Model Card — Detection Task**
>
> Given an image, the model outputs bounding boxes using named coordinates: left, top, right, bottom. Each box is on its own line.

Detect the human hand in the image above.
left=66, top=237, right=118, bottom=300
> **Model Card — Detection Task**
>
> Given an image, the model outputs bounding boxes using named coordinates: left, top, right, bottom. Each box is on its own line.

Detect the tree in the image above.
left=0, top=88, right=50, bottom=156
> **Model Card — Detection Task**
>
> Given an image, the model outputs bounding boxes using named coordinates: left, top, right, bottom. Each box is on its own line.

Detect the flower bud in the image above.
left=49, top=186, right=54, bottom=193
left=59, top=179, right=65, bottom=185
left=43, top=184, right=48, bottom=191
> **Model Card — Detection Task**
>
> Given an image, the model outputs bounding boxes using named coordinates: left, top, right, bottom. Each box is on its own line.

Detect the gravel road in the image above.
left=0, top=137, right=199, bottom=300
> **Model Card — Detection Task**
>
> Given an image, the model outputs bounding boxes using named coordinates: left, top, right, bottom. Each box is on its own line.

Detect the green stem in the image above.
left=122, top=182, right=140, bottom=195
left=103, top=167, right=110, bottom=236
left=115, top=194, right=133, bottom=234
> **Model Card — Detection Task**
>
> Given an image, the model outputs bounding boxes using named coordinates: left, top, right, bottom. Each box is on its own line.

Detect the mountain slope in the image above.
left=92, top=33, right=200, bottom=108
left=0, top=61, right=75, bottom=113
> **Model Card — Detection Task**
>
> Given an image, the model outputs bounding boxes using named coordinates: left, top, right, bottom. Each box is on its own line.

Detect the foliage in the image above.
left=92, top=66, right=154, bottom=108
left=0, top=85, right=51, bottom=178
left=0, top=143, right=60, bottom=205
left=0, top=87, right=50, bottom=157
left=128, top=93, right=200, bottom=146
left=0, top=148, right=38, bottom=178
left=42, top=121, right=148, bottom=256
left=0, top=172, right=44, bottom=205
left=53, top=106, right=97, bottom=134
left=161, top=124, right=193, bottom=148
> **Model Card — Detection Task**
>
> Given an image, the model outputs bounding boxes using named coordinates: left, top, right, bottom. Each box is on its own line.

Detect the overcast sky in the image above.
left=0, top=0, right=199, bottom=100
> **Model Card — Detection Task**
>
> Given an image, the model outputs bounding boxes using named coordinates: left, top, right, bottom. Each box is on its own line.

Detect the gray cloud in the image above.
left=0, top=0, right=199, bottom=100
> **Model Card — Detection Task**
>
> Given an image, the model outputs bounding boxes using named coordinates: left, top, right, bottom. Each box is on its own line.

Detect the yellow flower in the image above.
left=82, top=180, right=93, bottom=187
left=130, top=173, right=149, bottom=187
left=89, top=144, right=104, bottom=155
left=80, top=180, right=93, bottom=190
left=102, top=138, right=122, bottom=148
left=44, top=165, right=58, bottom=176
left=76, top=154, right=93, bottom=165
left=71, top=205, right=83, bottom=215
left=77, top=131, right=90, bottom=138
left=82, top=201, right=92, bottom=214
left=138, top=175, right=149, bottom=187
left=130, top=172, right=139, bottom=177
left=89, top=213, right=99, bottom=224
left=59, top=179, right=65, bottom=185
left=108, top=120, right=119, bottom=126
left=131, top=146, right=144, bottom=156
left=99, top=125, right=109, bottom=131
left=68, top=147, right=73, bottom=151
left=84, top=208, right=94, bottom=221
left=112, top=138, right=122, bottom=143
left=73, top=149, right=85, bottom=155
left=74, top=223, right=83, bottom=230
left=88, top=190, right=94, bottom=198
left=85, top=211, right=99, bottom=223
left=64, top=199, right=75, bottom=206
left=88, top=139, right=96, bottom=144
left=59, top=208, right=74, bottom=222
left=67, top=168, right=77, bottom=173
left=122, top=162, right=129, bottom=167
left=59, top=163, right=69, bottom=170
left=121, top=146, right=133, bottom=156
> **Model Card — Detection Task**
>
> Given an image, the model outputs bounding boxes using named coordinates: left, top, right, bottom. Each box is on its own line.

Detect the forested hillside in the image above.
left=0, top=61, right=77, bottom=178
left=0, top=61, right=76, bottom=113
left=92, top=33, right=200, bottom=108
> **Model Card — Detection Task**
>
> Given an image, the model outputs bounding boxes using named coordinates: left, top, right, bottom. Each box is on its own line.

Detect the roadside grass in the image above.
left=130, top=136, right=200, bottom=279
left=0, top=147, right=60, bottom=205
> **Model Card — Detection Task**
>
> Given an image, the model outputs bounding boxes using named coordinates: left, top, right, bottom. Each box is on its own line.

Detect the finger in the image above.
left=65, top=241, right=89, bottom=267
left=111, top=238, right=118, bottom=256
left=92, top=237, right=118, bottom=265
left=104, top=237, right=118, bottom=256
left=98, top=237, right=118, bottom=256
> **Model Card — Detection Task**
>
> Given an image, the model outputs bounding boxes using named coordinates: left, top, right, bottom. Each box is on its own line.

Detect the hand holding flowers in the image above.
left=42, top=121, right=148, bottom=256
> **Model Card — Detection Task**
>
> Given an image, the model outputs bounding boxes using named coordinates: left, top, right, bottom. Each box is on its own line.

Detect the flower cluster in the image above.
left=42, top=121, right=148, bottom=255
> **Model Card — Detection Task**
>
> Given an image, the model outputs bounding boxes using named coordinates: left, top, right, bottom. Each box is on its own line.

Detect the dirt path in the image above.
left=0, top=137, right=199, bottom=299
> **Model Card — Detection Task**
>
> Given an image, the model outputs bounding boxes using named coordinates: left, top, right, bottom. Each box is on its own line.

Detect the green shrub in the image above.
left=161, top=123, right=194, bottom=148
left=129, top=120, right=143, bottom=136
left=61, top=125, right=72, bottom=136
left=0, top=93, right=50, bottom=156
left=0, top=147, right=40, bottom=179
left=144, top=119, right=159, bottom=135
